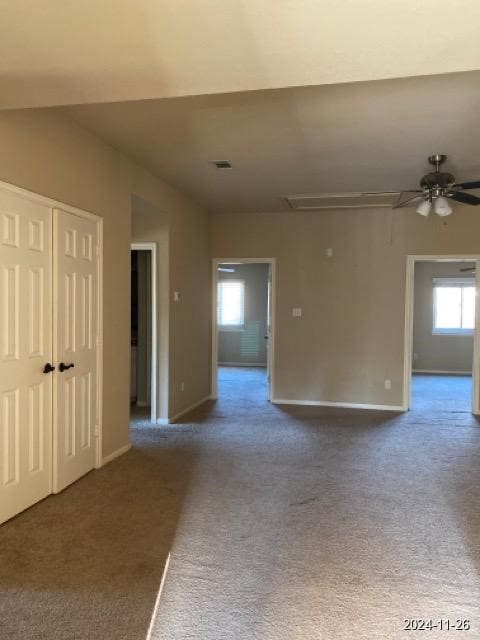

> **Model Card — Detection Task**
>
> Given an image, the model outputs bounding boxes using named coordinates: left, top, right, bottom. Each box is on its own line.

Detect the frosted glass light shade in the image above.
left=416, top=200, right=432, bottom=216
left=434, top=196, right=453, bottom=216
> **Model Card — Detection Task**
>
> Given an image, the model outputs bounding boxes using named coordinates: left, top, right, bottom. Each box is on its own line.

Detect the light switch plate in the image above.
left=292, top=307, right=302, bottom=317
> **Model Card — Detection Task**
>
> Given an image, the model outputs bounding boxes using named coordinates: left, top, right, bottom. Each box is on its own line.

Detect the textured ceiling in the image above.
left=65, top=71, right=480, bottom=213
left=1, top=1, right=480, bottom=109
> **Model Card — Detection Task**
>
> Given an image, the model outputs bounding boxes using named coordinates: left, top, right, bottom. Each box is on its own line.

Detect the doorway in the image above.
left=131, top=243, right=157, bottom=423
left=403, top=255, right=480, bottom=414
left=211, top=258, right=276, bottom=401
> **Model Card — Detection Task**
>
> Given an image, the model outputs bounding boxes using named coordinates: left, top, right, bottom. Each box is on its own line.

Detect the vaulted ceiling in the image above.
left=1, top=1, right=479, bottom=109
left=66, top=71, right=480, bottom=213
left=2, top=2, right=479, bottom=214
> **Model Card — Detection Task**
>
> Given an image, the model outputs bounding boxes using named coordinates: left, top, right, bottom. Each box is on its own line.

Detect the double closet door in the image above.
left=0, top=187, right=99, bottom=525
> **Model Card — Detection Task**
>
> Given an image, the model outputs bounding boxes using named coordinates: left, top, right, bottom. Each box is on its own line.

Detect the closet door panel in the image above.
left=0, top=189, right=52, bottom=525
left=53, top=209, right=97, bottom=492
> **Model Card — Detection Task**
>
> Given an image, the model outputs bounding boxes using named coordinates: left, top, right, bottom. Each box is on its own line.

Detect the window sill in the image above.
left=432, top=330, right=474, bottom=336
left=219, top=326, right=245, bottom=333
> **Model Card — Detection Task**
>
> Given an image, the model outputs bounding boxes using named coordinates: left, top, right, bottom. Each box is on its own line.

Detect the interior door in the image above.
left=0, top=189, right=53, bottom=524
left=53, top=208, right=98, bottom=492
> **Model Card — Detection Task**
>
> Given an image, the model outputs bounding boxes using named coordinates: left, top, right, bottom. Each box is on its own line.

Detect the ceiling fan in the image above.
left=393, top=154, right=480, bottom=216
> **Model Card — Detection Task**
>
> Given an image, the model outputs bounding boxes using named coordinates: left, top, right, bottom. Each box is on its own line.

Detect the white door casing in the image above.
left=53, top=208, right=98, bottom=493
left=0, top=189, right=53, bottom=524
left=267, top=263, right=272, bottom=401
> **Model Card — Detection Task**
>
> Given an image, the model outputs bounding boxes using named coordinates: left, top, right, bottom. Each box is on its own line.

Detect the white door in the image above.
left=0, top=189, right=53, bottom=524
left=53, top=208, right=98, bottom=493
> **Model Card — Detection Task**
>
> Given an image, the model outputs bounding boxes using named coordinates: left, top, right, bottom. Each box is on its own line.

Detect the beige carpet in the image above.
left=1, top=368, right=480, bottom=639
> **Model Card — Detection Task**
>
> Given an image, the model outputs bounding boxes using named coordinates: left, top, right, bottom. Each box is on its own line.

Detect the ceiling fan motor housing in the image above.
left=420, top=153, right=454, bottom=197
left=420, top=171, right=455, bottom=191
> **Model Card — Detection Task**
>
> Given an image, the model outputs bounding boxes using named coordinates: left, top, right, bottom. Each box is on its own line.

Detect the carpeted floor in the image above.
left=411, top=373, right=472, bottom=413
left=1, top=368, right=480, bottom=639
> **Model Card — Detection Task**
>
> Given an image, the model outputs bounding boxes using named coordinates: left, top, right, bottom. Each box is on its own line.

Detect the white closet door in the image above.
left=53, top=208, right=98, bottom=493
left=0, top=189, right=53, bottom=525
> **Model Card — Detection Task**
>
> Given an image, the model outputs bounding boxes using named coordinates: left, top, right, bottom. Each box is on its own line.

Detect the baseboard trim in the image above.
left=159, top=395, right=212, bottom=425
left=218, top=362, right=267, bottom=367
left=101, top=443, right=131, bottom=466
left=272, top=398, right=404, bottom=412
left=413, top=369, right=472, bottom=376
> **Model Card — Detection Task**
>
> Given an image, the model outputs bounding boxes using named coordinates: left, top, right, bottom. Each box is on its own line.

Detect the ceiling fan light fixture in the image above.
left=394, top=154, right=480, bottom=215
left=416, top=200, right=432, bottom=217
left=434, top=196, right=453, bottom=217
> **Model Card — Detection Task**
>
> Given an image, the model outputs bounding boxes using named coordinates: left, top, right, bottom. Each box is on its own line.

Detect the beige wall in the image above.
left=0, top=108, right=210, bottom=456
left=218, top=263, right=269, bottom=366
left=211, top=208, right=480, bottom=408
left=413, top=261, right=474, bottom=373
left=131, top=196, right=211, bottom=420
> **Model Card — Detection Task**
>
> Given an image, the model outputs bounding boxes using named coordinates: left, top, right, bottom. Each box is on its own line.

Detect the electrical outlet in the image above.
left=174, top=291, right=181, bottom=302
left=413, top=352, right=419, bottom=361
left=384, top=379, right=391, bottom=390
left=292, top=307, right=302, bottom=317
left=180, top=382, right=185, bottom=392
left=326, top=248, right=333, bottom=257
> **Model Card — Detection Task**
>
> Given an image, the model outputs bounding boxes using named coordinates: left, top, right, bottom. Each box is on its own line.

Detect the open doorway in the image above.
left=211, top=258, right=276, bottom=402
left=131, top=243, right=157, bottom=423
left=403, top=255, right=480, bottom=414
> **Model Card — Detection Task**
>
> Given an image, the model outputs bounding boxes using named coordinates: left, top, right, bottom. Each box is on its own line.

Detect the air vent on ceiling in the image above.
left=284, top=192, right=401, bottom=210
left=211, top=160, right=232, bottom=169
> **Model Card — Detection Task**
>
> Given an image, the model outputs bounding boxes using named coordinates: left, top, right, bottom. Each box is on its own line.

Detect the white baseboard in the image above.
left=158, top=395, right=212, bottom=425
left=101, top=443, right=131, bottom=466
left=219, top=362, right=267, bottom=367
left=413, top=369, right=472, bottom=376
left=272, top=398, right=404, bottom=412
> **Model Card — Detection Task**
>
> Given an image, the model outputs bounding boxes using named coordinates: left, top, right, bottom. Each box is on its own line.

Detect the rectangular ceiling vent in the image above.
left=211, top=160, right=232, bottom=169
left=284, top=192, right=401, bottom=210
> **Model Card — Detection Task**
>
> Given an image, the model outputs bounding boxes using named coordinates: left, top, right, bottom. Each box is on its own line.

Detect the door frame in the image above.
left=0, top=178, right=104, bottom=468
left=131, top=243, right=157, bottom=423
left=211, top=257, right=276, bottom=399
left=403, top=254, right=480, bottom=414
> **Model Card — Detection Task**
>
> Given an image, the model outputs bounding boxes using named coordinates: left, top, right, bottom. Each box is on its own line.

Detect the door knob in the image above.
left=59, top=362, right=75, bottom=372
left=43, top=363, right=55, bottom=373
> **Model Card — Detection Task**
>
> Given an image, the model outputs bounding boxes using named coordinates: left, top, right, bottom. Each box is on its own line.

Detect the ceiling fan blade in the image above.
left=392, top=192, right=424, bottom=209
left=448, top=191, right=480, bottom=205
left=453, top=180, right=480, bottom=190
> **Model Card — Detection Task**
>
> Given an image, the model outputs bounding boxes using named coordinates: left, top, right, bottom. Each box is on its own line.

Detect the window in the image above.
left=433, top=278, right=475, bottom=335
left=218, top=280, right=245, bottom=327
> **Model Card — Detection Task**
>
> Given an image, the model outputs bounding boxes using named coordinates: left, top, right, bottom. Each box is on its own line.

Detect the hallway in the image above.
left=1, top=368, right=480, bottom=639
